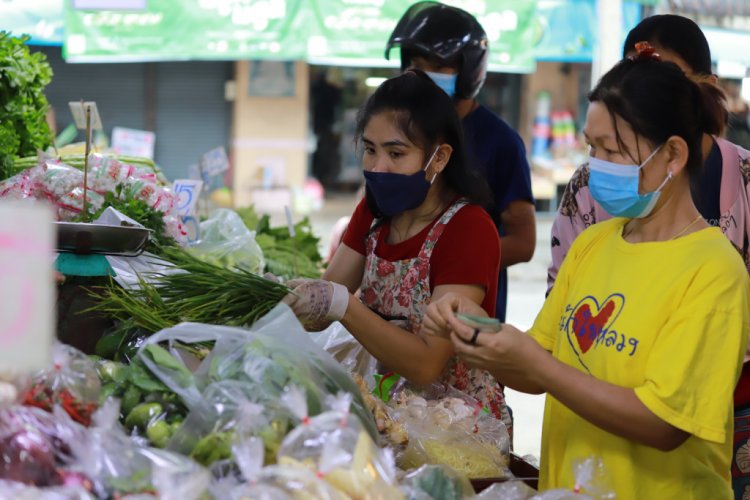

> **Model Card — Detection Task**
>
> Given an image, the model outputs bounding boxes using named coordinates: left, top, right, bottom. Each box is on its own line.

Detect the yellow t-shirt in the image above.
left=530, top=218, right=750, bottom=500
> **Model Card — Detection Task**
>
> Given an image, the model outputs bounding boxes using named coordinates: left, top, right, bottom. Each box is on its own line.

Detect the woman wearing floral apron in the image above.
left=285, top=70, right=511, bottom=434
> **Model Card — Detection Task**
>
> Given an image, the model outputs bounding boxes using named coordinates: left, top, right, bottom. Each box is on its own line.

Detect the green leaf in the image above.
left=128, top=358, right=169, bottom=393
left=142, top=344, right=194, bottom=387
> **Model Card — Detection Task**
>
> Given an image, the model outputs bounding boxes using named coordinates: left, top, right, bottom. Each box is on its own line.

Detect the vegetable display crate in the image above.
left=470, top=453, right=540, bottom=492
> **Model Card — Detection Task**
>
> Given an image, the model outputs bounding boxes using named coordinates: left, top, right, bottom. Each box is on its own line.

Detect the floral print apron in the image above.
left=359, top=199, right=513, bottom=436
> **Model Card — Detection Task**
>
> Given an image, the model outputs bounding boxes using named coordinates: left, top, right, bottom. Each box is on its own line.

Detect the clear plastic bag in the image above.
left=309, top=322, right=378, bottom=380
left=21, top=343, right=101, bottom=426
left=138, top=304, right=378, bottom=440
left=477, top=480, right=536, bottom=500
left=0, top=480, right=95, bottom=500
left=531, top=457, right=614, bottom=500
left=68, top=399, right=208, bottom=499
left=277, top=387, right=402, bottom=499
left=221, top=435, right=349, bottom=500
left=389, top=382, right=511, bottom=479
left=0, top=405, right=89, bottom=488
left=166, top=379, right=291, bottom=466
left=188, top=208, right=265, bottom=274
left=400, top=464, right=475, bottom=500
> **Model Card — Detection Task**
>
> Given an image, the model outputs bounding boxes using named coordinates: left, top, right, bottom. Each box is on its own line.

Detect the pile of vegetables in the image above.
left=236, top=206, right=323, bottom=279
left=0, top=32, right=52, bottom=177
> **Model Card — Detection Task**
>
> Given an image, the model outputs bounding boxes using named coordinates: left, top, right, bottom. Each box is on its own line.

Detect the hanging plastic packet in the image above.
left=21, top=343, right=100, bottom=426
left=278, top=387, right=402, bottom=498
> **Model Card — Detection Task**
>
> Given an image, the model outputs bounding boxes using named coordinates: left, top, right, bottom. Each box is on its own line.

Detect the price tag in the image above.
left=68, top=101, right=103, bottom=130
left=0, top=202, right=55, bottom=372
left=112, top=127, right=156, bottom=160
left=181, top=215, right=201, bottom=244
left=172, top=179, right=203, bottom=216
left=200, top=146, right=230, bottom=177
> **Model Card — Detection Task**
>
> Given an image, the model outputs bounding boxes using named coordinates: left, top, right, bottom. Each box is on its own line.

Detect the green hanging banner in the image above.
left=64, top=0, right=538, bottom=73
left=306, top=0, right=537, bottom=73
left=64, top=0, right=309, bottom=62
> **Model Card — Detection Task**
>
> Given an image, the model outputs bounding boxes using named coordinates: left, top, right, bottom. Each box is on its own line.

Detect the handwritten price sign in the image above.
left=0, top=202, right=55, bottom=372
left=172, top=179, right=203, bottom=216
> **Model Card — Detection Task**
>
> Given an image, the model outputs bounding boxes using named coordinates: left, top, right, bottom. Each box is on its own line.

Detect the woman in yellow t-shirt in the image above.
left=424, top=43, right=750, bottom=500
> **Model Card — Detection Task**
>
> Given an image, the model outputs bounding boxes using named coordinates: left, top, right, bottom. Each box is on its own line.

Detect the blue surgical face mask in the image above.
left=425, top=71, right=457, bottom=97
left=364, top=147, right=440, bottom=217
left=588, top=145, right=671, bottom=218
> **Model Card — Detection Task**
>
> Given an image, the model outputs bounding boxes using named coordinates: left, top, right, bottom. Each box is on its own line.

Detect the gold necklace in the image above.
left=669, top=214, right=704, bottom=240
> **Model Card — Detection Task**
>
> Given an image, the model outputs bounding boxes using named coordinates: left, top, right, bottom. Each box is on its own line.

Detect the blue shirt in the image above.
left=462, top=104, right=534, bottom=321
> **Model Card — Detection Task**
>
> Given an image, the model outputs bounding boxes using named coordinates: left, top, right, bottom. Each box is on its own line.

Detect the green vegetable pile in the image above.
left=76, top=185, right=176, bottom=249
left=236, top=206, right=323, bottom=279
left=0, top=32, right=52, bottom=177
left=91, top=344, right=191, bottom=449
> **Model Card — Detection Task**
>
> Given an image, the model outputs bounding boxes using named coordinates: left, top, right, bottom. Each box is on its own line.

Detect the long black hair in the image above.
left=623, top=15, right=712, bottom=75
left=355, top=69, right=493, bottom=219
left=589, top=54, right=726, bottom=180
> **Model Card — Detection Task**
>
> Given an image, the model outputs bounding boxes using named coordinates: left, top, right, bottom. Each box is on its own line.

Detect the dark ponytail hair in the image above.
left=588, top=57, right=726, bottom=179
left=355, top=69, right=493, bottom=219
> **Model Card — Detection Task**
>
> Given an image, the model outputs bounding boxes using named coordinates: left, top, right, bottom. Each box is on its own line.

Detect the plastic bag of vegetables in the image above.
left=278, top=387, right=402, bottom=499
left=389, top=383, right=511, bottom=479
left=68, top=399, right=208, bottom=499
left=217, top=436, right=348, bottom=500
left=400, top=464, right=475, bottom=500
left=138, top=304, right=378, bottom=441
left=0, top=405, right=89, bottom=489
left=166, top=381, right=291, bottom=466
left=22, top=344, right=101, bottom=426
left=0, top=479, right=95, bottom=500
left=188, top=208, right=265, bottom=274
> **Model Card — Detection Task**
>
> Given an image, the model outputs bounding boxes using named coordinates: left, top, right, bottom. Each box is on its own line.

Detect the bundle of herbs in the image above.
left=88, top=246, right=291, bottom=355
left=0, top=32, right=53, bottom=177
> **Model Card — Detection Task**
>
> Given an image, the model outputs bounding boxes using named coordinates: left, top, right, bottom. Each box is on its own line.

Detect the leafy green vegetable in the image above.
left=74, top=185, right=176, bottom=250
left=0, top=32, right=52, bottom=177
left=141, top=344, right=194, bottom=390
left=236, top=205, right=323, bottom=279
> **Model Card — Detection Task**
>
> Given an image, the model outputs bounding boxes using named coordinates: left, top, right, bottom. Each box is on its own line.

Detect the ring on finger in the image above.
left=470, top=328, right=480, bottom=345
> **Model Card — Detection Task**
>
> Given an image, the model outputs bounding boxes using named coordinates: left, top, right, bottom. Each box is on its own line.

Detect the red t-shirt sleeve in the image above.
left=430, top=205, right=501, bottom=315
left=341, top=198, right=374, bottom=255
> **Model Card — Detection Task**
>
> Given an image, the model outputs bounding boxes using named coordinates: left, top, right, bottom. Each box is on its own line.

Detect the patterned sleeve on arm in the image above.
left=548, top=164, right=603, bottom=294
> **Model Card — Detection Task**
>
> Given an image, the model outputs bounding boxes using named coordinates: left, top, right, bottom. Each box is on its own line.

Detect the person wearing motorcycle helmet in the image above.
left=386, top=1, right=536, bottom=324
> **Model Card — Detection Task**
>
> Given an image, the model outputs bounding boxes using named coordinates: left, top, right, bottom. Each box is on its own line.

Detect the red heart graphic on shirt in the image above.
left=565, top=295, right=624, bottom=367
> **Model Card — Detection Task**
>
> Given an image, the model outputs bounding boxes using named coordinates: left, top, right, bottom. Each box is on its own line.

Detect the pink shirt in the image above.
left=548, top=137, right=750, bottom=365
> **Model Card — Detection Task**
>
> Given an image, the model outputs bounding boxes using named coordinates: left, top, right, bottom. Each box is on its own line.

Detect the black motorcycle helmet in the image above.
left=385, top=1, right=489, bottom=100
